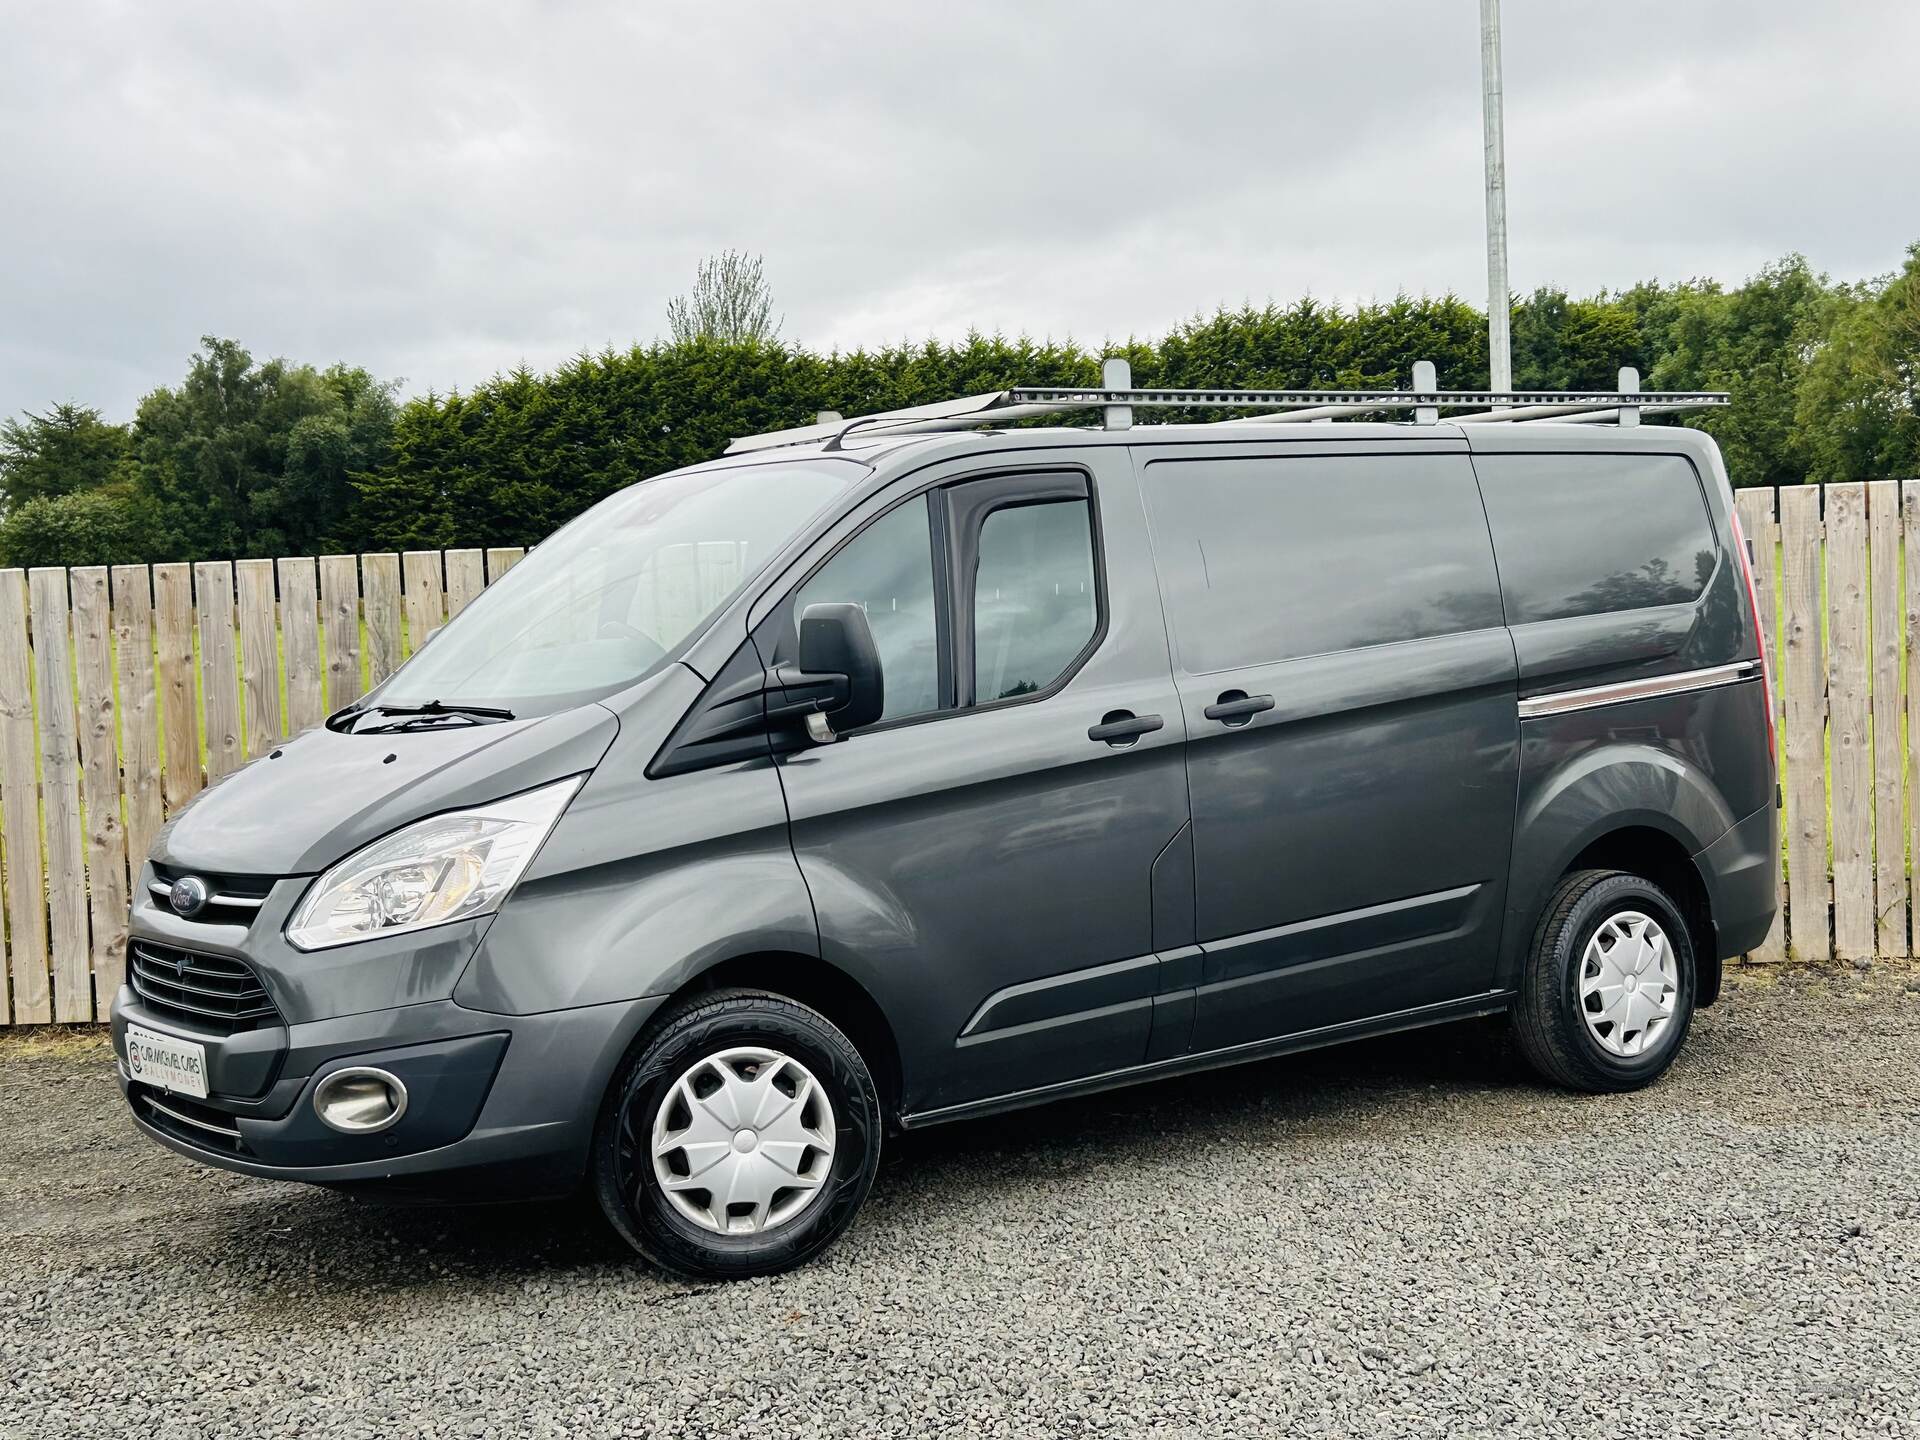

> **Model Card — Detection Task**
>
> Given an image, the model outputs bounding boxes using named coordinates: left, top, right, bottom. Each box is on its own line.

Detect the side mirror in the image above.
left=790, top=602, right=884, bottom=741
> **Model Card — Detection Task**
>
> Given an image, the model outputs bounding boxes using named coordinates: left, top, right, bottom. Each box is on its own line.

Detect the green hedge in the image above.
left=358, top=249, right=1918, bottom=552
left=7, top=246, right=1918, bottom=565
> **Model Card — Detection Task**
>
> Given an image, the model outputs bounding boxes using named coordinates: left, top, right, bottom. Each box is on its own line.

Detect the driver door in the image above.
left=756, top=450, right=1191, bottom=1118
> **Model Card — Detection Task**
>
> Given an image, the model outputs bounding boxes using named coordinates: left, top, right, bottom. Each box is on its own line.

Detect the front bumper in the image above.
left=113, top=867, right=666, bottom=1194
left=113, top=990, right=666, bottom=1194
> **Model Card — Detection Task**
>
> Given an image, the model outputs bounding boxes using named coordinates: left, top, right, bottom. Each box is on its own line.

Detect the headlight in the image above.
left=286, top=777, right=582, bottom=951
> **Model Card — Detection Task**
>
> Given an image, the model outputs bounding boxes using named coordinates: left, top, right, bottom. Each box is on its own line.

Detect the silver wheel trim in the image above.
left=1578, top=909, right=1680, bottom=1058
left=649, top=1045, right=837, bottom=1236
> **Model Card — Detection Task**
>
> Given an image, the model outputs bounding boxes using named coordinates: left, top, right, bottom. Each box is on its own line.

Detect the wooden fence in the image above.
left=0, top=548, right=523, bottom=1026
left=0, top=485, right=1907, bottom=1025
left=1733, top=481, right=1915, bottom=968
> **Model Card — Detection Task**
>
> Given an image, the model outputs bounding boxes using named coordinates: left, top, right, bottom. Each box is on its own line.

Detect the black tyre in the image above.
left=592, top=988, right=882, bottom=1280
left=1512, top=869, right=1697, bottom=1093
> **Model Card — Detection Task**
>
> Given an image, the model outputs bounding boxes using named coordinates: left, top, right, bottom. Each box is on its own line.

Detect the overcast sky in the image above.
left=5, top=1, right=1918, bottom=423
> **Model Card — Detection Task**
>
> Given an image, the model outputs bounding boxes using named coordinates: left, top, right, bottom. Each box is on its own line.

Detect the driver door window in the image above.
left=793, top=495, right=941, bottom=723
left=787, top=473, right=1100, bottom=730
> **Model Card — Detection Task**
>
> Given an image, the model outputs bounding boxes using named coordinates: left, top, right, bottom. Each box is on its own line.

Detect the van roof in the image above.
left=702, top=417, right=1732, bottom=472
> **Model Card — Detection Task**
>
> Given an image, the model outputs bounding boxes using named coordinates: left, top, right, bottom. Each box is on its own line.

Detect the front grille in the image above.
left=149, top=863, right=276, bottom=928
left=128, top=943, right=282, bottom=1033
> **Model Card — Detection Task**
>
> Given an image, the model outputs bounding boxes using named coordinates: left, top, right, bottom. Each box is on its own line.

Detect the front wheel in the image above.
left=1512, top=869, right=1697, bottom=1093
left=592, top=989, right=882, bottom=1279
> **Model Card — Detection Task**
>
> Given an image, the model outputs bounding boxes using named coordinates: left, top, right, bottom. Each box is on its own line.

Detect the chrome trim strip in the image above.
left=142, top=1093, right=242, bottom=1140
left=1518, top=661, right=1758, bottom=720
left=146, top=881, right=266, bottom=910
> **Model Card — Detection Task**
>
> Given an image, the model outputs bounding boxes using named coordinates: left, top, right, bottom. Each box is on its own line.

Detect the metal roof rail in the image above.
left=722, top=360, right=1727, bottom=453
left=1455, top=368, right=1678, bottom=426
left=726, top=391, right=1070, bottom=454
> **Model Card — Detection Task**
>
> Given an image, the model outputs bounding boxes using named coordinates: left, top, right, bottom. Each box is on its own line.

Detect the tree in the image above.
left=0, top=402, right=130, bottom=509
left=1796, top=244, right=1920, bottom=483
left=130, top=337, right=398, bottom=558
left=665, top=251, right=783, bottom=346
left=0, top=490, right=149, bottom=568
left=1511, top=289, right=1646, bottom=390
left=1646, top=257, right=1848, bottom=487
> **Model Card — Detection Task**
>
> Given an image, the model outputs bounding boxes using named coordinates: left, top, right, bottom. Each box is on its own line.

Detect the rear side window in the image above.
left=1474, top=453, right=1717, bottom=624
left=1141, top=452, right=1503, bottom=674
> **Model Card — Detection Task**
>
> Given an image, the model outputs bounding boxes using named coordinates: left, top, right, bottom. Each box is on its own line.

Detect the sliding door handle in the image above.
left=1203, top=691, right=1275, bottom=726
left=1088, top=710, right=1164, bottom=746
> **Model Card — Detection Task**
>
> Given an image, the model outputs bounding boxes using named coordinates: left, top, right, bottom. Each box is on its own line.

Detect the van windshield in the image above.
left=370, top=460, right=860, bottom=717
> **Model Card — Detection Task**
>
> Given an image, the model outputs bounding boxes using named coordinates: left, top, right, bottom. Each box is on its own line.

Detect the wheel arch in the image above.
left=1501, top=742, right=1733, bottom=1005
left=652, top=951, right=907, bottom=1119
left=1561, top=827, right=1719, bottom=1007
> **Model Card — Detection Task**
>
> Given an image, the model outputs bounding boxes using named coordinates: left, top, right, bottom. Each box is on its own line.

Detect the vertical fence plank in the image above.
left=444, top=549, right=485, bottom=620
left=195, top=561, right=242, bottom=783
left=318, top=555, right=361, bottom=710
left=363, top=554, right=402, bottom=685
left=0, top=573, right=40, bottom=1022
left=112, top=565, right=163, bottom=877
left=236, top=559, right=281, bottom=759
left=1826, top=483, right=1874, bottom=961
left=402, top=550, right=444, bottom=661
left=29, top=570, right=90, bottom=1022
left=154, top=564, right=201, bottom=811
left=1867, top=480, right=1909, bottom=958
left=1778, top=486, right=1830, bottom=962
left=485, top=547, right=524, bottom=583
left=72, top=568, right=128, bottom=1017
left=1903, top=484, right=1920, bottom=961
left=1734, top=488, right=1787, bottom=963
left=278, top=558, right=323, bottom=733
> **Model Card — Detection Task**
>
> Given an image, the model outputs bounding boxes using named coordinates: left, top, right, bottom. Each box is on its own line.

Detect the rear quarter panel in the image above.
left=1467, top=426, right=1774, bottom=982
left=1496, top=680, right=1771, bottom=986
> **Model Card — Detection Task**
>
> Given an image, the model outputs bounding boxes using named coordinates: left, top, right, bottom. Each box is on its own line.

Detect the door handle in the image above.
left=1203, top=690, right=1275, bottom=726
left=1088, top=710, right=1164, bottom=746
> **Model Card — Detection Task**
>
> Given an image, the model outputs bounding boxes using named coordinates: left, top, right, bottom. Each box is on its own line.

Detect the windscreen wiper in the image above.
left=335, top=699, right=516, bottom=734
left=368, top=700, right=515, bottom=721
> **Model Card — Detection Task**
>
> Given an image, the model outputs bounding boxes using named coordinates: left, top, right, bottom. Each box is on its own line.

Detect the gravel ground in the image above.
left=5, top=966, right=1920, bottom=1439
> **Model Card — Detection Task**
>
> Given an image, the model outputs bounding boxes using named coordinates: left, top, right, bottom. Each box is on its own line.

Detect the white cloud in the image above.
left=3, top=0, right=1917, bottom=421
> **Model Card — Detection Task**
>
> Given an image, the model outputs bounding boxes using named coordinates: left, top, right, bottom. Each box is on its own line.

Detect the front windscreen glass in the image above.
left=370, top=460, right=860, bottom=716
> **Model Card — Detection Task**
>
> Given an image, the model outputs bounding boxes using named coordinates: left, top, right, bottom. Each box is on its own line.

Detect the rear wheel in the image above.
left=592, top=989, right=882, bottom=1279
left=1512, top=869, right=1697, bottom=1093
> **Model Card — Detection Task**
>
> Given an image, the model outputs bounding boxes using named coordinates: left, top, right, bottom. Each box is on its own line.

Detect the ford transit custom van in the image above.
left=113, top=372, right=1777, bottom=1278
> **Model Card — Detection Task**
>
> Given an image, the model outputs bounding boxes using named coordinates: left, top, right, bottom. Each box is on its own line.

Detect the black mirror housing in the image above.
left=795, top=602, right=885, bottom=734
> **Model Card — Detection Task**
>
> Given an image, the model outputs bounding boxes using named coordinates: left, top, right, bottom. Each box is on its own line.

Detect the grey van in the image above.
left=112, top=371, right=1777, bottom=1279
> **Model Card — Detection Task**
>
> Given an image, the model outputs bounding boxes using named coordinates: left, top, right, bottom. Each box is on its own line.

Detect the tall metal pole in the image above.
left=1480, top=0, right=1511, bottom=393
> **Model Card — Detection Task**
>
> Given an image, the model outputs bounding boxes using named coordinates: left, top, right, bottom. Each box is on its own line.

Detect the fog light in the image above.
left=313, top=1067, right=408, bottom=1134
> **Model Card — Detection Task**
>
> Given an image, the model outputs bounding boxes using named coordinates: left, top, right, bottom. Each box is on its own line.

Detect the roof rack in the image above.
left=723, top=358, right=1728, bottom=454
